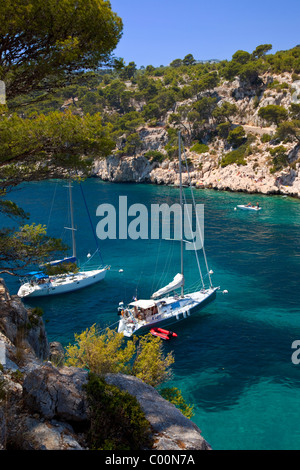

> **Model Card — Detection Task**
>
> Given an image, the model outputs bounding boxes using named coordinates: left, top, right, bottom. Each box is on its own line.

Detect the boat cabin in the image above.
left=128, top=299, right=158, bottom=319
left=25, top=271, right=49, bottom=285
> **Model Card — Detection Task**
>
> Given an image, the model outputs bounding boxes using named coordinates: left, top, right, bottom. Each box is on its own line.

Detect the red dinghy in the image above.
left=150, top=328, right=178, bottom=340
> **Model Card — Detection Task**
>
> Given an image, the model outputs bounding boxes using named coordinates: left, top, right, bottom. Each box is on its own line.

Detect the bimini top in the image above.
left=129, top=299, right=156, bottom=310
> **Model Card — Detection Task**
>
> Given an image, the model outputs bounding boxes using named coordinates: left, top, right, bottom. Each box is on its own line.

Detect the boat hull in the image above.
left=119, top=287, right=218, bottom=337
left=237, top=205, right=261, bottom=211
left=17, top=268, right=107, bottom=298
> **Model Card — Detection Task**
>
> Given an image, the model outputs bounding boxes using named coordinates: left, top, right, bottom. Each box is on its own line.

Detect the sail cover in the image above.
left=151, top=273, right=184, bottom=299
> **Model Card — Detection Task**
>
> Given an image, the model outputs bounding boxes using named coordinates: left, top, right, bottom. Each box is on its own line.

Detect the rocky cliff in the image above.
left=92, top=142, right=300, bottom=197
left=92, top=73, right=300, bottom=198
left=0, top=278, right=211, bottom=451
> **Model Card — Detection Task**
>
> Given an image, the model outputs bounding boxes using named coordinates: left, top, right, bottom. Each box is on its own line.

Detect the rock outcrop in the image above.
left=93, top=139, right=300, bottom=197
left=0, top=278, right=211, bottom=450
left=92, top=72, right=300, bottom=199
left=93, top=154, right=154, bottom=183
left=105, top=373, right=211, bottom=450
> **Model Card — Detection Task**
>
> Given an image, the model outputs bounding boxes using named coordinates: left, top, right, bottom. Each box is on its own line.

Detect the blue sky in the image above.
left=110, top=0, right=300, bottom=67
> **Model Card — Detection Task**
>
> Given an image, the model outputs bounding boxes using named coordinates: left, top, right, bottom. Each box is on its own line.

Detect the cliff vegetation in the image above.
left=8, top=43, right=300, bottom=196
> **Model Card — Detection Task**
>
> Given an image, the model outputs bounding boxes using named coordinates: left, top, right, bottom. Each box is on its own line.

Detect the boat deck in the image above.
left=119, top=288, right=218, bottom=337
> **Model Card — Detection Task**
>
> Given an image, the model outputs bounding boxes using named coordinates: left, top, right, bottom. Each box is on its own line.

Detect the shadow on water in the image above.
left=163, top=308, right=300, bottom=412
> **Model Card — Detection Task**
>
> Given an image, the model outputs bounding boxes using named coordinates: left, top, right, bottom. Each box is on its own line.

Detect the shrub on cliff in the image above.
left=227, top=126, right=246, bottom=148
left=144, top=150, right=165, bottom=163
left=159, top=387, right=194, bottom=419
left=190, top=143, right=209, bottom=154
left=220, top=144, right=247, bottom=167
left=85, top=373, right=152, bottom=450
left=258, top=105, right=288, bottom=126
left=65, top=326, right=174, bottom=387
left=269, top=145, right=289, bottom=173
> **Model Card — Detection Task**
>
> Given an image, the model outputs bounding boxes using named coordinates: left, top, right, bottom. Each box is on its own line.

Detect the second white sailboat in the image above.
left=18, top=181, right=109, bottom=298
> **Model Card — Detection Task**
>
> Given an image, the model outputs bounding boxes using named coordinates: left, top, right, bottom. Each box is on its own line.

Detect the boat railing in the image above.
left=79, top=264, right=110, bottom=272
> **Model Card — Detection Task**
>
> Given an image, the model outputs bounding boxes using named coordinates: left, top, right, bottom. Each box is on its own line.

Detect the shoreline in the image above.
left=92, top=154, right=300, bottom=200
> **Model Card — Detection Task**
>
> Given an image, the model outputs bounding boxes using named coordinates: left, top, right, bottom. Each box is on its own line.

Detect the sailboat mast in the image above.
left=178, top=132, right=184, bottom=297
left=69, top=181, right=76, bottom=259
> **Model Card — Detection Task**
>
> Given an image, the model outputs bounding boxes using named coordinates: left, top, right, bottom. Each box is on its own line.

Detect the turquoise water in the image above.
left=2, top=179, right=300, bottom=450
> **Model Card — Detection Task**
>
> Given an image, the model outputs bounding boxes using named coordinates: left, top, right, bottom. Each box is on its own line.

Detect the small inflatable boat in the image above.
left=237, top=205, right=261, bottom=211
left=150, top=327, right=178, bottom=340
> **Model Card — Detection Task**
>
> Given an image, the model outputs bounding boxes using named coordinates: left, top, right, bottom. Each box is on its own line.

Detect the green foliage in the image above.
left=290, top=103, right=300, bottom=120
left=269, top=145, right=287, bottom=156
left=275, top=120, right=300, bottom=142
left=102, top=79, right=133, bottom=113
left=261, top=133, right=272, bottom=143
left=269, top=146, right=289, bottom=173
left=190, top=143, right=209, bottom=154
left=222, top=61, right=241, bottom=81
left=212, top=102, right=238, bottom=123
left=0, top=111, right=115, bottom=182
left=216, top=121, right=231, bottom=139
left=258, top=105, right=288, bottom=125
left=0, top=223, right=67, bottom=275
left=65, top=327, right=174, bottom=387
left=190, top=96, right=218, bottom=128
left=199, top=72, right=219, bottom=92
left=0, top=0, right=123, bottom=101
left=122, top=133, right=143, bottom=156
left=232, top=50, right=251, bottom=65
left=109, top=111, right=144, bottom=140
left=85, top=373, right=152, bottom=450
left=227, top=126, right=246, bottom=147
left=267, top=80, right=290, bottom=92
left=238, top=62, right=263, bottom=86
left=183, top=54, right=196, bottom=66
left=142, top=103, right=161, bottom=121
left=264, top=46, right=300, bottom=74
left=65, top=325, right=136, bottom=375
left=159, top=387, right=194, bottom=419
left=132, top=334, right=174, bottom=387
left=220, top=144, right=248, bottom=167
left=144, top=150, right=166, bottom=162
left=31, top=307, right=44, bottom=317
left=170, top=58, right=183, bottom=68
left=119, top=62, right=137, bottom=81
left=251, top=44, right=272, bottom=59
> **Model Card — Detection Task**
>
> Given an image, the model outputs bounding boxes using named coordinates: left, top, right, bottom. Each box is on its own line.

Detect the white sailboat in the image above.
left=17, top=181, right=109, bottom=298
left=117, top=132, right=218, bottom=337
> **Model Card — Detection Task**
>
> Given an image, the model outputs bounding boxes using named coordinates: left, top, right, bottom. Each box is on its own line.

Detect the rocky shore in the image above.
left=92, top=73, right=300, bottom=199
left=92, top=141, right=300, bottom=199
left=0, top=278, right=211, bottom=451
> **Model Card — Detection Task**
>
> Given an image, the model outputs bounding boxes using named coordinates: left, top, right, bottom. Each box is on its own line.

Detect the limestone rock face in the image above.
left=23, top=364, right=89, bottom=422
left=12, top=418, right=85, bottom=450
left=0, top=279, right=49, bottom=361
left=93, top=154, right=152, bottom=182
left=105, top=373, right=211, bottom=450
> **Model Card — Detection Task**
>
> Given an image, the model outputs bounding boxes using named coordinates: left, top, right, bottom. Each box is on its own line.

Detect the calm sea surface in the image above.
left=2, top=179, right=300, bottom=450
